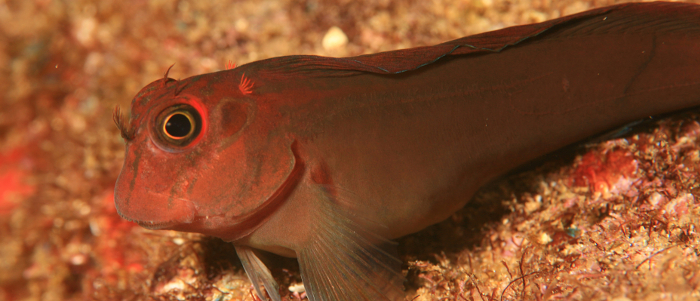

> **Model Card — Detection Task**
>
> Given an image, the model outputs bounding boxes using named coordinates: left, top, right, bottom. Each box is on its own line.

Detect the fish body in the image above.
left=115, top=2, right=700, bottom=300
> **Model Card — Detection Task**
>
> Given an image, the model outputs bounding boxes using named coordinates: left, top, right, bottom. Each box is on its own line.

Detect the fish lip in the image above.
left=116, top=197, right=198, bottom=230
left=133, top=219, right=185, bottom=230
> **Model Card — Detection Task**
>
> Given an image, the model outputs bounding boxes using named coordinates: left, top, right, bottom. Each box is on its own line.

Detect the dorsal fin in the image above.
left=249, top=2, right=700, bottom=79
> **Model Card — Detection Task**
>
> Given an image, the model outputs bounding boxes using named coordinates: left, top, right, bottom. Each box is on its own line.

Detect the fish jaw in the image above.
left=114, top=162, right=197, bottom=230
left=119, top=197, right=196, bottom=230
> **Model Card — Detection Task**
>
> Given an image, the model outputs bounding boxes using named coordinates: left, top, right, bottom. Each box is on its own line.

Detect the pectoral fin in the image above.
left=235, top=245, right=281, bottom=301
left=297, top=199, right=405, bottom=301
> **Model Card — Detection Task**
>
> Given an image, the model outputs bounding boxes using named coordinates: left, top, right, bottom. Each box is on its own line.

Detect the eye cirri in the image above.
left=155, top=104, right=202, bottom=148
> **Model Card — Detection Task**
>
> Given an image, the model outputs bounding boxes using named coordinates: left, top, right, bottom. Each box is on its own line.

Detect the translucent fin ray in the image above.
left=297, top=195, right=404, bottom=301
left=235, top=245, right=281, bottom=301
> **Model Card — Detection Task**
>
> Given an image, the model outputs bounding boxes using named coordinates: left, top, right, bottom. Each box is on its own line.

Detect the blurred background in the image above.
left=1, top=0, right=699, bottom=300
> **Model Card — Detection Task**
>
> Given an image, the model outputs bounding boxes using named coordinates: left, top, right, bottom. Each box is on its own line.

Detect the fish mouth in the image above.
left=115, top=196, right=197, bottom=230
left=132, top=219, right=189, bottom=230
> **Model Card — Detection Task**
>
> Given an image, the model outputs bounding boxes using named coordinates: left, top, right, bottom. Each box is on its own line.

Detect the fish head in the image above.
left=114, top=70, right=297, bottom=241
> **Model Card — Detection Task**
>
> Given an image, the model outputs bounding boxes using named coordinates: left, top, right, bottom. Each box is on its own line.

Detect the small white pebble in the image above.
left=289, top=283, right=305, bottom=293
left=89, top=220, right=101, bottom=236
left=538, top=232, right=552, bottom=245
left=648, top=192, right=666, bottom=207
left=70, top=254, right=87, bottom=265
left=235, top=18, right=249, bottom=32
left=322, top=26, right=348, bottom=51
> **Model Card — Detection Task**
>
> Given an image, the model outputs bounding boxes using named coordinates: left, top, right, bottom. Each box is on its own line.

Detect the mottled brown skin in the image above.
left=115, top=2, right=700, bottom=300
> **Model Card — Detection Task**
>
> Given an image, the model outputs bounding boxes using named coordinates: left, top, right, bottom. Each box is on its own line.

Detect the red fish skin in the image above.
left=247, top=25, right=700, bottom=244
left=114, top=2, right=700, bottom=300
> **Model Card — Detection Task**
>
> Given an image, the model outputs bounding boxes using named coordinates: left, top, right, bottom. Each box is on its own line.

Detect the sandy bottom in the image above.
left=0, top=0, right=699, bottom=300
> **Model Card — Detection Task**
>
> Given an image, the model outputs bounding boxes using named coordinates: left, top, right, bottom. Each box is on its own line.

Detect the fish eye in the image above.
left=156, top=104, right=202, bottom=147
left=163, top=112, right=194, bottom=139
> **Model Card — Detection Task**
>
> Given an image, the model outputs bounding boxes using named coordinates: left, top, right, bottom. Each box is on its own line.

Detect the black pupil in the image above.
left=165, top=113, right=192, bottom=138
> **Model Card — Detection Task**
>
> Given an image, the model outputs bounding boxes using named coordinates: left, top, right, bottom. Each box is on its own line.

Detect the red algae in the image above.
left=0, top=147, right=35, bottom=216
left=572, top=148, right=639, bottom=194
